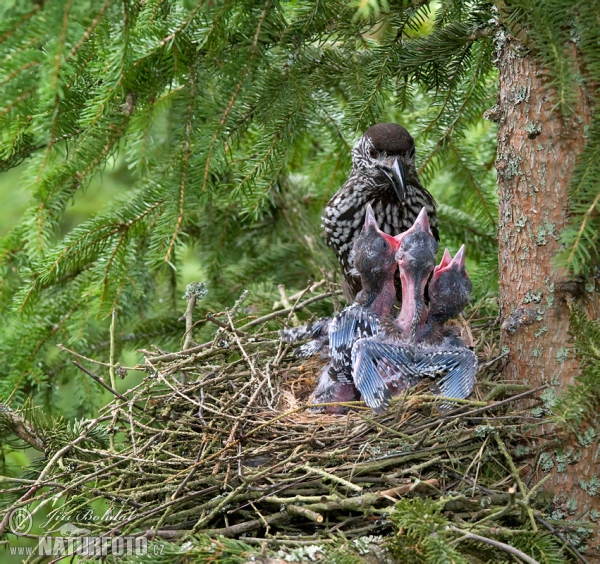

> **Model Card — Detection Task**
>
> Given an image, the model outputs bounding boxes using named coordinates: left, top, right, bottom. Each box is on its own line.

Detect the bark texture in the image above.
left=496, top=34, right=599, bottom=556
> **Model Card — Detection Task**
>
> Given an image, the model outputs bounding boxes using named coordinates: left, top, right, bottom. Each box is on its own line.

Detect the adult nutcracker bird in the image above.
left=322, top=123, right=438, bottom=300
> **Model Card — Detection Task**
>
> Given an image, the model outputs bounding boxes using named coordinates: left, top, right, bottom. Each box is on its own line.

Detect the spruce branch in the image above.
left=565, top=190, right=600, bottom=270
left=0, top=403, right=45, bottom=451
left=200, top=0, right=272, bottom=193
left=448, top=526, right=541, bottom=564
left=0, top=5, right=41, bottom=46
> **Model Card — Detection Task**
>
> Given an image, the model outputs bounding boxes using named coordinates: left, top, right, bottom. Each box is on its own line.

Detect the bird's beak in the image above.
left=450, top=244, right=467, bottom=274
left=364, top=204, right=401, bottom=251
left=390, top=157, right=406, bottom=200
left=433, top=244, right=468, bottom=278
left=392, top=207, right=431, bottom=248
left=364, top=204, right=378, bottom=230
left=440, top=248, right=453, bottom=268
left=409, top=207, right=432, bottom=235
left=433, top=248, right=453, bottom=278
left=378, top=157, right=406, bottom=201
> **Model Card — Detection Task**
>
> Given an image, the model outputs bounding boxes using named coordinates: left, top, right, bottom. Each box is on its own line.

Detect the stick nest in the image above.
left=5, top=286, right=557, bottom=560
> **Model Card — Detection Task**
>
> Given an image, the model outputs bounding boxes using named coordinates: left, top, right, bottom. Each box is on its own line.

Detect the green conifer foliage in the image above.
left=0, top=0, right=597, bottom=414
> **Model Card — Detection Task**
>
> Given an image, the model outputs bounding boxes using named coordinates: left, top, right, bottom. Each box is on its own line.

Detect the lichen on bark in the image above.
left=495, top=33, right=600, bottom=552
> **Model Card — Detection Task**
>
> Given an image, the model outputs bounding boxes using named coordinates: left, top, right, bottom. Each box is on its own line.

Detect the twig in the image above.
left=277, top=284, right=300, bottom=326
left=273, top=280, right=326, bottom=308
left=249, top=501, right=270, bottom=534
left=535, top=517, right=589, bottom=564
left=321, top=268, right=342, bottom=312
left=229, top=289, right=249, bottom=319
left=386, top=456, right=443, bottom=478
left=244, top=537, right=335, bottom=546
left=494, top=433, right=537, bottom=531
left=405, top=385, right=549, bottom=434
left=57, top=343, right=138, bottom=371
left=109, top=309, right=117, bottom=391
left=479, top=350, right=509, bottom=370
left=484, top=383, right=530, bottom=401
left=287, top=504, right=323, bottom=523
left=302, top=464, right=363, bottom=493
left=238, top=291, right=340, bottom=330
left=198, top=511, right=289, bottom=537
left=171, top=448, right=203, bottom=501
left=180, top=282, right=207, bottom=350
left=206, top=314, right=250, bottom=338
left=0, top=404, right=45, bottom=451
left=448, top=526, right=541, bottom=564
left=72, top=362, right=139, bottom=408
left=379, top=479, right=439, bottom=499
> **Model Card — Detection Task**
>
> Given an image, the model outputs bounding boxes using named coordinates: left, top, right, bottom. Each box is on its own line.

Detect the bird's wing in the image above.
left=279, top=317, right=331, bottom=343
left=351, top=338, right=418, bottom=414
left=413, top=348, right=478, bottom=400
left=436, top=349, right=478, bottom=400
left=293, top=339, right=325, bottom=359
left=328, top=306, right=380, bottom=384
left=308, top=317, right=332, bottom=339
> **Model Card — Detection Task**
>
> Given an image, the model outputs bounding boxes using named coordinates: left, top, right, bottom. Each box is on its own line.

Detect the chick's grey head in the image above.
left=428, top=245, right=472, bottom=323
left=352, top=204, right=399, bottom=288
left=395, top=208, right=438, bottom=282
left=351, top=123, right=415, bottom=200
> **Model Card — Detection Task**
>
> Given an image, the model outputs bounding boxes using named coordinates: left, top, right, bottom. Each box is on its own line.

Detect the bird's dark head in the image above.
left=351, top=123, right=415, bottom=200
left=429, top=245, right=472, bottom=322
left=394, top=207, right=438, bottom=278
left=352, top=204, right=399, bottom=285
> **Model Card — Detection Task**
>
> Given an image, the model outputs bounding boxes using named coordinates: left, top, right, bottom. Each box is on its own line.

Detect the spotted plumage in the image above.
left=323, top=123, right=438, bottom=300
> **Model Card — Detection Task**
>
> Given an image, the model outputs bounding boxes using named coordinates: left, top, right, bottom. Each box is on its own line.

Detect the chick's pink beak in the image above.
left=412, top=207, right=432, bottom=235
left=364, top=204, right=378, bottom=230
left=393, top=207, right=432, bottom=248
left=433, top=244, right=468, bottom=278
left=450, top=244, right=467, bottom=273
left=433, top=248, right=453, bottom=277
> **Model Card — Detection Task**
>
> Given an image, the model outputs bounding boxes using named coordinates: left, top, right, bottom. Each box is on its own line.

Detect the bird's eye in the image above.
left=369, top=148, right=377, bottom=159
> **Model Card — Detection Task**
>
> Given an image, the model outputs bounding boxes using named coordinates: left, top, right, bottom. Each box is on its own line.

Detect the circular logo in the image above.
left=8, top=508, right=32, bottom=535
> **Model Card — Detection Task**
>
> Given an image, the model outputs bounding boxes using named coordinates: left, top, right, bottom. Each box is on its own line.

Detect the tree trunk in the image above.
left=495, top=34, right=600, bottom=556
